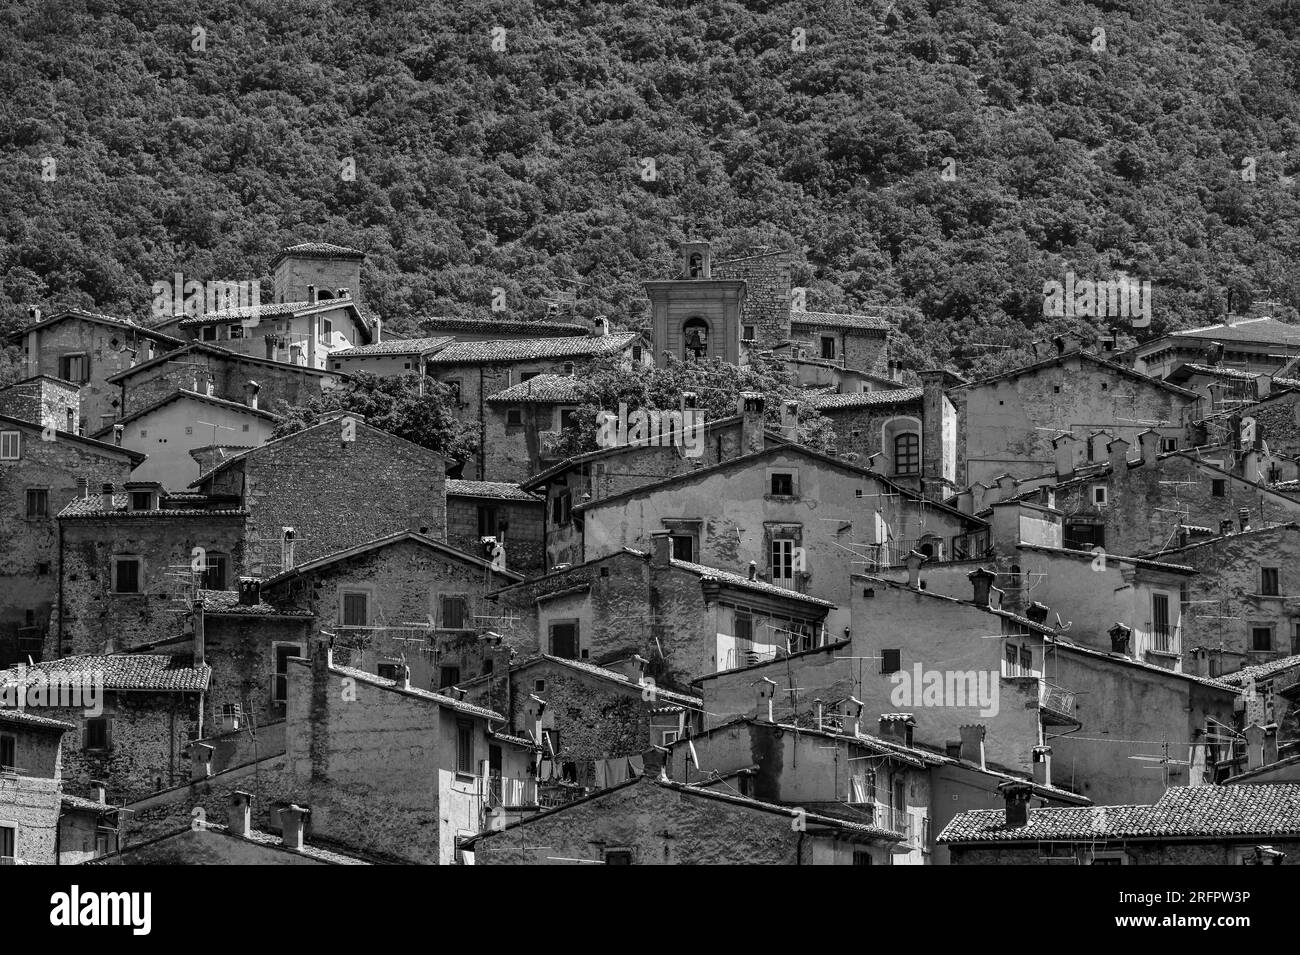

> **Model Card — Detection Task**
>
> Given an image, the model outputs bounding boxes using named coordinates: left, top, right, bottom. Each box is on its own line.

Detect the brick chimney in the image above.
left=244, top=379, right=260, bottom=410
left=738, top=392, right=765, bottom=455
left=229, top=790, right=253, bottom=837
left=76, top=477, right=89, bottom=499
left=1136, top=428, right=1160, bottom=464
left=280, top=804, right=308, bottom=850
left=1107, top=436, right=1130, bottom=471
left=1052, top=433, right=1077, bottom=479
left=999, top=780, right=1033, bottom=828
left=1032, top=744, right=1052, bottom=787
left=905, top=549, right=927, bottom=589
left=650, top=530, right=672, bottom=568
left=841, top=696, right=864, bottom=737
left=100, top=482, right=114, bottom=511
left=188, top=742, right=214, bottom=781
left=967, top=567, right=996, bottom=607
left=959, top=724, right=986, bottom=769
left=1245, top=723, right=1267, bottom=771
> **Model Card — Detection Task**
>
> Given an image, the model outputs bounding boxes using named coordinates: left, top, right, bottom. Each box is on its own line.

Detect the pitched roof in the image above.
left=445, top=480, right=542, bottom=503
left=420, top=317, right=589, bottom=337
left=197, top=589, right=314, bottom=618
left=6, top=308, right=186, bottom=346
left=270, top=242, right=365, bottom=265
left=175, top=297, right=363, bottom=328
left=807, top=387, right=923, bottom=410
left=330, top=337, right=453, bottom=358
left=669, top=556, right=837, bottom=609
left=1051, top=637, right=1238, bottom=692
left=1168, top=362, right=1300, bottom=389
left=0, top=413, right=146, bottom=465
left=0, top=709, right=75, bottom=732
left=789, top=310, right=897, bottom=332
left=951, top=349, right=1199, bottom=399
left=1015, top=543, right=1195, bottom=575
left=1158, top=316, right=1300, bottom=346
left=0, top=373, right=81, bottom=391
left=531, top=655, right=702, bottom=706
left=61, top=793, right=115, bottom=813
left=1, top=655, right=211, bottom=692
left=1216, top=653, right=1300, bottom=687
left=105, top=341, right=344, bottom=383
left=424, top=333, right=639, bottom=366
left=90, top=388, right=277, bottom=438
left=939, top=784, right=1300, bottom=843
left=1143, top=521, right=1300, bottom=559
left=312, top=660, right=504, bottom=720
left=261, top=530, right=522, bottom=587
left=59, top=492, right=247, bottom=520
left=485, top=374, right=584, bottom=404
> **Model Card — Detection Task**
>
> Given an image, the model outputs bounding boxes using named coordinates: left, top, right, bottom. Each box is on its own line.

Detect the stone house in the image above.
left=1124, top=315, right=1300, bottom=381
left=7, top=308, right=185, bottom=432
left=0, top=709, right=73, bottom=864
left=258, top=530, right=521, bottom=692
left=947, top=347, right=1199, bottom=487
left=1150, top=523, right=1300, bottom=675
left=282, top=644, right=537, bottom=864
left=482, top=373, right=584, bottom=482
left=55, top=486, right=247, bottom=657
left=466, top=774, right=902, bottom=864
left=941, top=782, right=1300, bottom=865
left=0, top=375, right=81, bottom=433
left=424, top=331, right=647, bottom=481
left=418, top=316, right=589, bottom=342
left=0, top=654, right=210, bottom=805
left=485, top=542, right=834, bottom=690
left=0, top=413, right=143, bottom=666
left=787, top=310, right=895, bottom=377
left=91, top=389, right=279, bottom=489
left=575, top=441, right=984, bottom=635
left=445, top=479, right=545, bottom=578
left=190, top=415, right=447, bottom=576
left=326, top=336, right=453, bottom=377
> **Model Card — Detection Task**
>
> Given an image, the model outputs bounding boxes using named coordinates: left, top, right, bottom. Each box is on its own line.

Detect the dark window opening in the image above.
left=770, top=472, right=794, bottom=496
left=550, top=622, right=578, bottom=659
left=881, top=649, right=901, bottom=674
left=894, top=433, right=920, bottom=475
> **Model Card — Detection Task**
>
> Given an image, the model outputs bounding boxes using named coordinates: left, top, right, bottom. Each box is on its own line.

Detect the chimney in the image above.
left=100, top=482, right=114, bottom=511
left=1102, top=325, right=1118, bottom=353
left=90, top=780, right=107, bottom=804
left=374, top=314, right=382, bottom=343
left=1032, top=745, right=1052, bottom=787
left=967, top=567, right=996, bottom=607
left=229, top=791, right=253, bottom=838
left=814, top=698, right=825, bottom=731
left=842, top=697, right=863, bottom=737
left=337, top=287, right=349, bottom=299
left=877, top=713, right=915, bottom=746
left=1052, top=433, right=1077, bottom=479
left=112, top=424, right=123, bottom=447
left=189, top=742, right=214, bottom=781
left=1205, top=341, right=1224, bottom=366
left=76, top=477, right=88, bottom=500
left=1258, top=374, right=1272, bottom=400
left=1137, top=428, right=1160, bottom=463
left=1220, top=519, right=1235, bottom=536
left=394, top=664, right=411, bottom=690
left=944, top=741, right=962, bottom=759
left=244, top=380, right=260, bottom=410
left=755, top=677, right=777, bottom=723
left=747, top=560, right=758, bottom=581
left=307, top=284, right=317, bottom=303
left=1107, top=436, right=1130, bottom=471
left=280, top=804, right=307, bottom=850
left=1264, top=724, right=1279, bottom=766
left=999, top=780, right=1033, bottom=828
left=1089, top=431, right=1112, bottom=464
left=191, top=598, right=205, bottom=667
left=591, top=316, right=610, bottom=337
left=780, top=400, right=799, bottom=441
left=1025, top=601, right=1049, bottom=625
left=238, top=578, right=260, bottom=606
left=905, top=549, right=927, bottom=589
left=65, top=408, right=74, bottom=433
left=192, top=368, right=203, bottom=392
left=738, top=392, right=765, bottom=455
left=1053, top=334, right=1066, bottom=356
left=650, top=531, right=672, bottom=568
left=1245, top=723, right=1266, bottom=771
left=1108, top=622, right=1132, bottom=655
left=607, top=655, right=648, bottom=683
left=958, top=724, right=986, bottom=769
left=1239, top=507, right=1250, bottom=533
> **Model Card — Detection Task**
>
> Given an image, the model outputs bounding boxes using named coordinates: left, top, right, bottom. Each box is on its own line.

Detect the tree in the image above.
left=270, top=373, right=478, bottom=464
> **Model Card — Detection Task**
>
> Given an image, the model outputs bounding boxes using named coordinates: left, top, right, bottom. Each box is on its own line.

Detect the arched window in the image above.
left=688, top=253, right=704, bottom=278
left=894, top=432, right=920, bottom=475
left=683, top=318, right=709, bottom=360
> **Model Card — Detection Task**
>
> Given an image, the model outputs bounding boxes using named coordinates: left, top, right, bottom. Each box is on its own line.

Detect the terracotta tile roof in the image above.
left=953, top=350, right=1199, bottom=398
left=176, top=298, right=355, bottom=327
left=105, top=341, right=343, bottom=383
left=2, top=655, right=211, bottom=692
left=535, top=655, right=702, bottom=706
left=1167, top=317, right=1300, bottom=345
left=272, top=242, right=364, bottom=261
left=197, top=590, right=314, bottom=617
left=324, top=662, right=503, bottom=720
left=61, top=793, right=114, bottom=813
left=58, top=493, right=247, bottom=520
left=89, top=388, right=278, bottom=438
left=421, top=317, right=589, bottom=337
left=330, top=337, right=453, bottom=358
left=940, top=784, right=1300, bottom=843
left=807, top=387, right=923, bottom=409
left=668, top=556, right=837, bottom=609
left=7, top=308, right=185, bottom=346
left=0, top=413, right=146, bottom=465
left=425, top=333, right=639, bottom=366
left=1217, top=653, right=1300, bottom=687
left=445, top=480, right=542, bottom=503
left=0, top=709, right=75, bottom=731
left=485, top=374, right=584, bottom=404
left=789, top=310, right=898, bottom=331
left=260, top=530, right=521, bottom=587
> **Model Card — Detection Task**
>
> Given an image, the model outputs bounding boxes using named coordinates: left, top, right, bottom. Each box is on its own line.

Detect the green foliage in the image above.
left=269, top=372, right=477, bottom=463
left=2, top=0, right=1300, bottom=380
left=552, top=353, right=835, bottom=458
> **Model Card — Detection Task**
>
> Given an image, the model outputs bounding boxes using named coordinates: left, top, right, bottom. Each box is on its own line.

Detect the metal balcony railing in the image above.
left=1039, top=681, right=1077, bottom=724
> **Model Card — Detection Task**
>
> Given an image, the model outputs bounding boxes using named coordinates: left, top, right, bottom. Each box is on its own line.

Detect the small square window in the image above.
left=35, top=562, right=50, bottom=576
left=241, top=424, right=249, bottom=432
left=25, top=489, right=48, bottom=518
left=881, top=649, right=902, bottom=674
left=85, top=718, right=110, bottom=751
left=1212, top=479, right=1226, bottom=497
left=1092, top=486, right=1107, bottom=506
left=112, top=558, right=142, bottom=594
left=1161, top=438, right=1178, bottom=452
left=534, top=679, right=546, bottom=692
left=770, top=473, right=794, bottom=496
left=670, top=535, right=694, bottom=562
left=1253, top=627, right=1274, bottom=652
left=506, top=408, right=523, bottom=427
left=1053, top=386, right=1061, bottom=394
left=742, top=326, right=756, bottom=342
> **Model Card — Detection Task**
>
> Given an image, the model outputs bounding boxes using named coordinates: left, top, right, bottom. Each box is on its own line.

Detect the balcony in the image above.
left=485, top=773, right=538, bottom=809
left=1038, top=680, right=1078, bottom=725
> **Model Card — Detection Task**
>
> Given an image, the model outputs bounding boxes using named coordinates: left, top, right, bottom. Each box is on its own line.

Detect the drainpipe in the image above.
left=56, top=520, right=65, bottom=659
left=478, top=367, right=486, bottom=481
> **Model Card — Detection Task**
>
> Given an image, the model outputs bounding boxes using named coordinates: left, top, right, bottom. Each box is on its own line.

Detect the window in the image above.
left=59, top=354, right=89, bottom=383
left=1212, top=479, right=1226, bottom=497
left=683, top=318, right=709, bottom=360
left=881, top=649, right=901, bottom=674
left=604, top=849, right=633, bottom=865
left=1161, top=437, right=1178, bottom=452
left=1092, top=485, right=1108, bottom=506
left=1252, top=626, right=1274, bottom=652
left=551, top=492, right=571, bottom=525
left=341, top=591, right=369, bottom=627
left=85, top=717, right=110, bottom=751
left=111, top=557, right=142, bottom=594
left=506, top=408, right=523, bottom=427
left=229, top=324, right=244, bottom=339
left=660, top=729, right=679, bottom=745
left=1151, top=594, right=1171, bottom=651
left=550, top=621, right=578, bottom=659
left=520, top=371, right=539, bottom=383
left=559, top=407, right=579, bottom=431
left=0, top=733, right=14, bottom=771
left=129, top=491, right=154, bottom=511
left=456, top=720, right=474, bottom=774
left=670, top=534, right=694, bottom=562
left=201, top=554, right=228, bottom=591
left=439, top=666, right=461, bottom=689
left=201, top=325, right=218, bottom=342
left=440, top=594, right=469, bottom=629
left=632, top=345, right=643, bottom=362
left=770, top=472, right=794, bottom=496
left=852, top=851, right=873, bottom=866
left=742, top=325, right=755, bottom=342
left=820, top=336, right=836, bottom=360
left=1065, top=523, right=1105, bottom=550
left=894, top=433, right=920, bottom=475
left=688, top=252, right=704, bottom=277
left=94, top=832, right=110, bottom=857
left=272, top=644, right=303, bottom=703
left=0, top=431, right=19, bottom=460
left=1262, top=567, right=1280, bottom=597
left=35, top=562, right=50, bottom=576
left=319, top=318, right=333, bottom=344
left=477, top=505, right=499, bottom=538
left=848, top=770, right=876, bottom=804
left=734, top=611, right=753, bottom=643
left=25, top=489, right=48, bottom=518
left=0, top=825, right=13, bottom=863
left=771, top=539, right=796, bottom=588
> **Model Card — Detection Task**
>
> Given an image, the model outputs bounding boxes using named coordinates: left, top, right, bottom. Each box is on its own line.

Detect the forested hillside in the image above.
left=2, top=0, right=1300, bottom=379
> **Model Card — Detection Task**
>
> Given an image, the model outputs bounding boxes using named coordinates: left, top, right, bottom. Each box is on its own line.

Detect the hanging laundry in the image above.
left=606, top=757, right=629, bottom=786
left=628, top=754, right=645, bottom=778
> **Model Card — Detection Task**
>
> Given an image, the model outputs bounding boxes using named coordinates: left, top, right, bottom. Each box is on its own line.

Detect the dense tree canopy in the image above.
left=2, top=0, right=1300, bottom=380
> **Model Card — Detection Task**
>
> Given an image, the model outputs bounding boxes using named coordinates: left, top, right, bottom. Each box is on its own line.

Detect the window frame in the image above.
left=110, top=556, right=143, bottom=595
left=84, top=716, right=111, bottom=752
left=271, top=641, right=305, bottom=704
left=24, top=488, right=48, bottom=519
left=880, top=648, right=902, bottom=675
left=456, top=719, right=474, bottom=775
left=893, top=432, right=921, bottom=476
left=0, top=733, right=15, bottom=771
left=0, top=431, right=20, bottom=460
left=339, top=589, right=371, bottom=627
left=548, top=620, right=579, bottom=659
left=1261, top=566, right=1281, bottom=597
